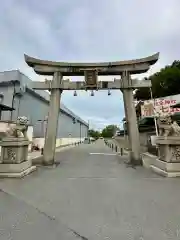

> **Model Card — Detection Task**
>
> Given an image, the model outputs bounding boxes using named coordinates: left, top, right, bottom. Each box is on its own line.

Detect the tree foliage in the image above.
left=134, top=60, right=180, bottom=100
left=88, top=129, right=101, bottom=139
left=101, top=125, right=120, bottom=138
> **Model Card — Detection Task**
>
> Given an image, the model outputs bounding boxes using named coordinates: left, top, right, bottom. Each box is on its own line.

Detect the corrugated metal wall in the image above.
left=0, top=70, right=88, bottom=138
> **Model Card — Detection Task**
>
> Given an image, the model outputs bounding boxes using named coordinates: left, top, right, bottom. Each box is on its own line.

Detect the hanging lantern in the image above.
left=90, top=90, right=94, bottom=96
left=108, top=89, right=111, bottom=96
left=73, top=90, right=77, bottom=96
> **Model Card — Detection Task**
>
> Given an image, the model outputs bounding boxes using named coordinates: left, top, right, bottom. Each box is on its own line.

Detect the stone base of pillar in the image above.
left=129, top=151, right=142, bottom=166
left=113, top=137, right=142, bottom=165
left=42, top=159, right=55, bottom=166
left=150, top=136, right=180, bottom=177
left=151, top=159, right=180, bottom=177
left=0, top=159, right=36, bottom=178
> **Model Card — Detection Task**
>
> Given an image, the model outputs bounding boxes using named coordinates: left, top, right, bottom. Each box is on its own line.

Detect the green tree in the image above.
left=88, top=129, right=101, bottom=139
left=134, top=60, right=180, bottom=100
left=101, top=125, right=120, bottom=138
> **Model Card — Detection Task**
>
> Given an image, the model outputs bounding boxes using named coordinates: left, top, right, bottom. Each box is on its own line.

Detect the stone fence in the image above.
left=33, top=137, right=85, bottom=150
left=112, top=129, right=157, bottom=156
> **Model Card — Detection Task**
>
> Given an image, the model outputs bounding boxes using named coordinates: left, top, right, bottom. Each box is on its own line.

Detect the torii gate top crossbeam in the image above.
left=24, top=53, right=159, bottom=76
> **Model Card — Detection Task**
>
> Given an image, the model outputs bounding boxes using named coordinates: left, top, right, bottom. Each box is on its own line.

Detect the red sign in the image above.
left=154, top=99, right=176, bottom=107
left=141, top=99, right=180, bottom=117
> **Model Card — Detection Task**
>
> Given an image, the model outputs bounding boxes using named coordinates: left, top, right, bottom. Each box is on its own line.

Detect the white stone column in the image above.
left=122, top=71, right=141, bottom=164
left=43, top=72, right=62, bottom=165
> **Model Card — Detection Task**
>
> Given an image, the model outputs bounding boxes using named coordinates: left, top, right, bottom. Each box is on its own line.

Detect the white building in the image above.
left=0, top=70, right=88, bottom=148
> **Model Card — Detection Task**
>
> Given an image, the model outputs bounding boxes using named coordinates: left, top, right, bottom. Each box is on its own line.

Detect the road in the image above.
left=0, top=140, right=180, bottom=239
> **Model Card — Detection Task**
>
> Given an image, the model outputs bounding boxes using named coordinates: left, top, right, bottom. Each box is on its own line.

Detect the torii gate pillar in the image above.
left=122, top=71, right=141, bottom=164
left=43, top=72, right=62, bottom=165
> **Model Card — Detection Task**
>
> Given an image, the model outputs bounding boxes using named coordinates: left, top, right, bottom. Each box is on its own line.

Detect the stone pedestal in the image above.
left=0, top=137, right=36, bottom=178
left=151, top=137, right=180, bottom=177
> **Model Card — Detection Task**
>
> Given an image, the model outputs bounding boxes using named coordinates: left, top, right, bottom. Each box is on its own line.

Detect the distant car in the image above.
left=115, top=131, right=121, bottom=136
left=90, top=137, right=95, bottom=142
left=99, top=137, right=103, bottom=139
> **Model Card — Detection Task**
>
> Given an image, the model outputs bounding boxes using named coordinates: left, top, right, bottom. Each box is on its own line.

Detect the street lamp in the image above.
left=80, top=122, right=81, bottom=142
left=149, top=87, right=158, bottom=136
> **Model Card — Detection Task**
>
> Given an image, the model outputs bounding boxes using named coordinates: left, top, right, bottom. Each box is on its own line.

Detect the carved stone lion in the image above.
left=6, top=116, right=28, bottom=139
left=171, top=121, right=180, bottom=136
left=157, top=114, right=180, bottom=137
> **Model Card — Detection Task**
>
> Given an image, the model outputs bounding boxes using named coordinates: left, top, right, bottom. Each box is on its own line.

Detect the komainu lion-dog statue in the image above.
left=5, top=116, right=28, bottom=139
left=157, top=114, right=180, bottom=137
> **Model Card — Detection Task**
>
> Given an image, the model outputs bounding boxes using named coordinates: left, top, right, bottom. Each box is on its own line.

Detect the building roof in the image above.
left=0, top=70, right=88, bottom=126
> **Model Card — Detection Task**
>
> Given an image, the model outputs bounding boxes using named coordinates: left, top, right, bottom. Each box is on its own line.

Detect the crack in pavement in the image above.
left=0, top=188, right=89, bottom=240
left=70, top=229, right=89, bottom=240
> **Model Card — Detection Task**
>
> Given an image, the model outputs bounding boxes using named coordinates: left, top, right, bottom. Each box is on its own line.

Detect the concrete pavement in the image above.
left=0, top=140, right=180, bottom=239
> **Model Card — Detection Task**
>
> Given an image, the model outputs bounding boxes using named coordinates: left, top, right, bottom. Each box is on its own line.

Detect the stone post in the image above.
left=122, top=71, right=141, bottom=165
left=43, top=72, right=62, bottom=165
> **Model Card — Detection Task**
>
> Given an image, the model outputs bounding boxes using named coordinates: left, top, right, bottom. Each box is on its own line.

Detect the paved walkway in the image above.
left=0, top=140, right=180, bottom=239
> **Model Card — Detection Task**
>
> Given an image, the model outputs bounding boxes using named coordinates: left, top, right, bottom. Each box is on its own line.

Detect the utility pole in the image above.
left=88, top=120, right=90, bottom=138
left=149, top=87, right=158, bottom=136
left=80, top=122, right=82, bottom=142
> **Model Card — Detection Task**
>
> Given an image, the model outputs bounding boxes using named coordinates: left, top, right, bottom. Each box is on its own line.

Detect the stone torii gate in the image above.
left=24, top=53, right=159, bottom=165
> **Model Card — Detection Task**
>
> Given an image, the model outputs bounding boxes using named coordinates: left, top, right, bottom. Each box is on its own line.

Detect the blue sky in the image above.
left=0, top=0, right=180, bottom=130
